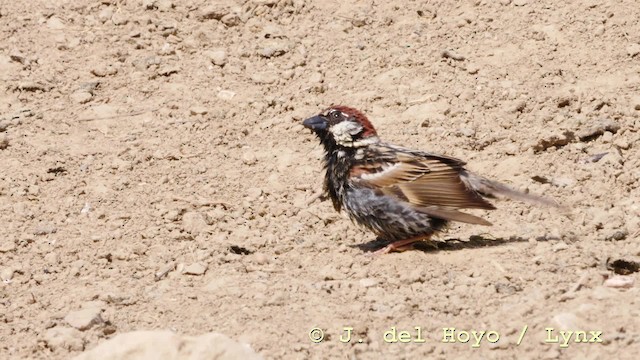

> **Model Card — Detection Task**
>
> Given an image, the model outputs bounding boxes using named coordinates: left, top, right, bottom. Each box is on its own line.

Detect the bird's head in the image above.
left=302, top=106, right=379, bottom=149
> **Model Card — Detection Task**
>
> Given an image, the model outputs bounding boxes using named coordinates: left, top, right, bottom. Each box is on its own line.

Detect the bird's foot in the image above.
left=372, top=237, right=429, bottom=255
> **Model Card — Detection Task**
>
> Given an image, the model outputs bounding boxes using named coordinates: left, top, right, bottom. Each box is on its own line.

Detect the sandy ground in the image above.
left=1, top=0, right=640, bottom=359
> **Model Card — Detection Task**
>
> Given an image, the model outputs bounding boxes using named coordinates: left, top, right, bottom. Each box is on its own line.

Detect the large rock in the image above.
left=73, top=330, right=261, bottom=360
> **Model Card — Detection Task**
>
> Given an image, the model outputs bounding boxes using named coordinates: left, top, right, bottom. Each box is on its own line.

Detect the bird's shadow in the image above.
left=354, top=234, right=544, bottom=253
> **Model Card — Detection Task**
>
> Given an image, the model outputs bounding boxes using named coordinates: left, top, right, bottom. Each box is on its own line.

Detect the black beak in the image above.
left=302, top=115, right=328, bottom=131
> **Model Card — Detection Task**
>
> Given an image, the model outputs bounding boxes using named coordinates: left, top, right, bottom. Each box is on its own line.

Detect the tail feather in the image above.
left=462, top=172, right=560, bottom=207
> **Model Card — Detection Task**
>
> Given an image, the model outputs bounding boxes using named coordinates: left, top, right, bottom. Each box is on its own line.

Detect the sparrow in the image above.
left=302, top=105, right=557, bottom=254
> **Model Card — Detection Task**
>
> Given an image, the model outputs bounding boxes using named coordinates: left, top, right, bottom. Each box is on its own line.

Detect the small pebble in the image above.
left=604, top=275, right=634, bottom=289
left=221, top=13, right=240, bottom=27
left=504, top=143, right=519, bottom=155
left=91, top=65, right=118, bottom=77
left=154, top=262, right=176, bottom=281
left=258, top=42, right=289, bottom=58
left=495, top=282, right=520, bottom=295
left=17, top=81, right=49, bottom=92
left=552, top=242, right=568, bottom=252
left=605, top=229, right=628, bottom=241
left=1, top=268, right=14, bottom=281
left=614, top=137, right=630, bottom=150
left=359, top=278, right=379, bottom=288
left=98, top=7, right=113, bottom=23
left=44, top=252, right=59, bottom=265
left=351, top=16, right=368, bottom=27
left=253, top=253, right=269, bottom=265
left=9, top=50, right=27, bottom=64
left=550, top=177, right=574, bottom=187
left=577, top=118, right=620, bottom=141
left=33, top=223, right=57, bottom=235
left=47, top=17, right=66, bottom=30
left=281, top=69, right=294, bottom=80
left=466, top=63, right=479, bottom=74
left=157, top=43, right=175, bottom=56
left=223, top=252, right=241, bottom=263
left=318, top=262, right=346, bottom=281
left=64, top=307, right=104, bottom=331
left=183, top=262, right=207, bottom=275
left=250, top=71, right=278, bottom=85
left=245, top=187, right=263, bottom=201
left=43, top=327, right=84, bottom=351
left=182, top=212, right=208, bottom=235
left=80, top=202, right=92, bottom=215
left=552, top=312, right=581, bottom=329
left=217, top=90, right=236, bottom=100
left=143, top=0, right=157, bottom=9
left=533, top=131, right=575, bottom=152
left=71, top=91, right=92, bottom=104
left=206, top=50, right=227, bottom=66
left=627, top=43, right=640, bottom=57
left=512, top=100, right=526, bottom=113
left=156, top=0, right=173, bottom=11
left=556, top=96, right=571, bottom=108
left=265, top=291, right=286, bottom=306
left=164, top=210, right=180, bottom=222
left=602, top=151, right=623, bottom=166
left=28, top=184, right=40, bottom=195
left=189, top=106, right=208, bottom=116
left=155, top=66, right=179, bottom=77
left=80, top=81, right=100, bottom=93
left=199, top=4, right=231, bottom=21
left=69, top=260, right=86, bottom=276
left=401, top=268, right=427, bottom=284
left=458, top=127, right=475, bottom=137
left=441, top=50, right=465, bottom=61
left=0, top=241, right=16, bottom=253
left=111, top=12, right=128, bottom=26
left=242, top=152, right=257, bottom=165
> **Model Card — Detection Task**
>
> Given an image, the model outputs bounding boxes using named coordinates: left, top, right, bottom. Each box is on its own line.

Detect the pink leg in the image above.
left=372, top=235, right=433, bottom=255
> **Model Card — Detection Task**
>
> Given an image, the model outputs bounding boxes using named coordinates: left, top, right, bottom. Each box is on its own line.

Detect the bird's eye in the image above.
left=331, top=111, right=341, bottom=119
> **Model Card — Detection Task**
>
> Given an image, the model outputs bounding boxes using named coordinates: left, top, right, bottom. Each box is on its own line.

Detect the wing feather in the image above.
left=352, top=145, right=495, bottom=225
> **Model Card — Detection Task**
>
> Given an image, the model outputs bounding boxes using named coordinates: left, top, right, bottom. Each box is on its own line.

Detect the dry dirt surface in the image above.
left=1, top=0, right=640, bottom=359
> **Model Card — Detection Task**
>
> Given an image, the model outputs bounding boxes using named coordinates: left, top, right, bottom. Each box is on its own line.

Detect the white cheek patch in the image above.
left=330, top=121, right=363, bottom=144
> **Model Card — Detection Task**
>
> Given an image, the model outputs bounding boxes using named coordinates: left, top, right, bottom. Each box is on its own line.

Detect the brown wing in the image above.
left=353, top=149, right=495, bottom=225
